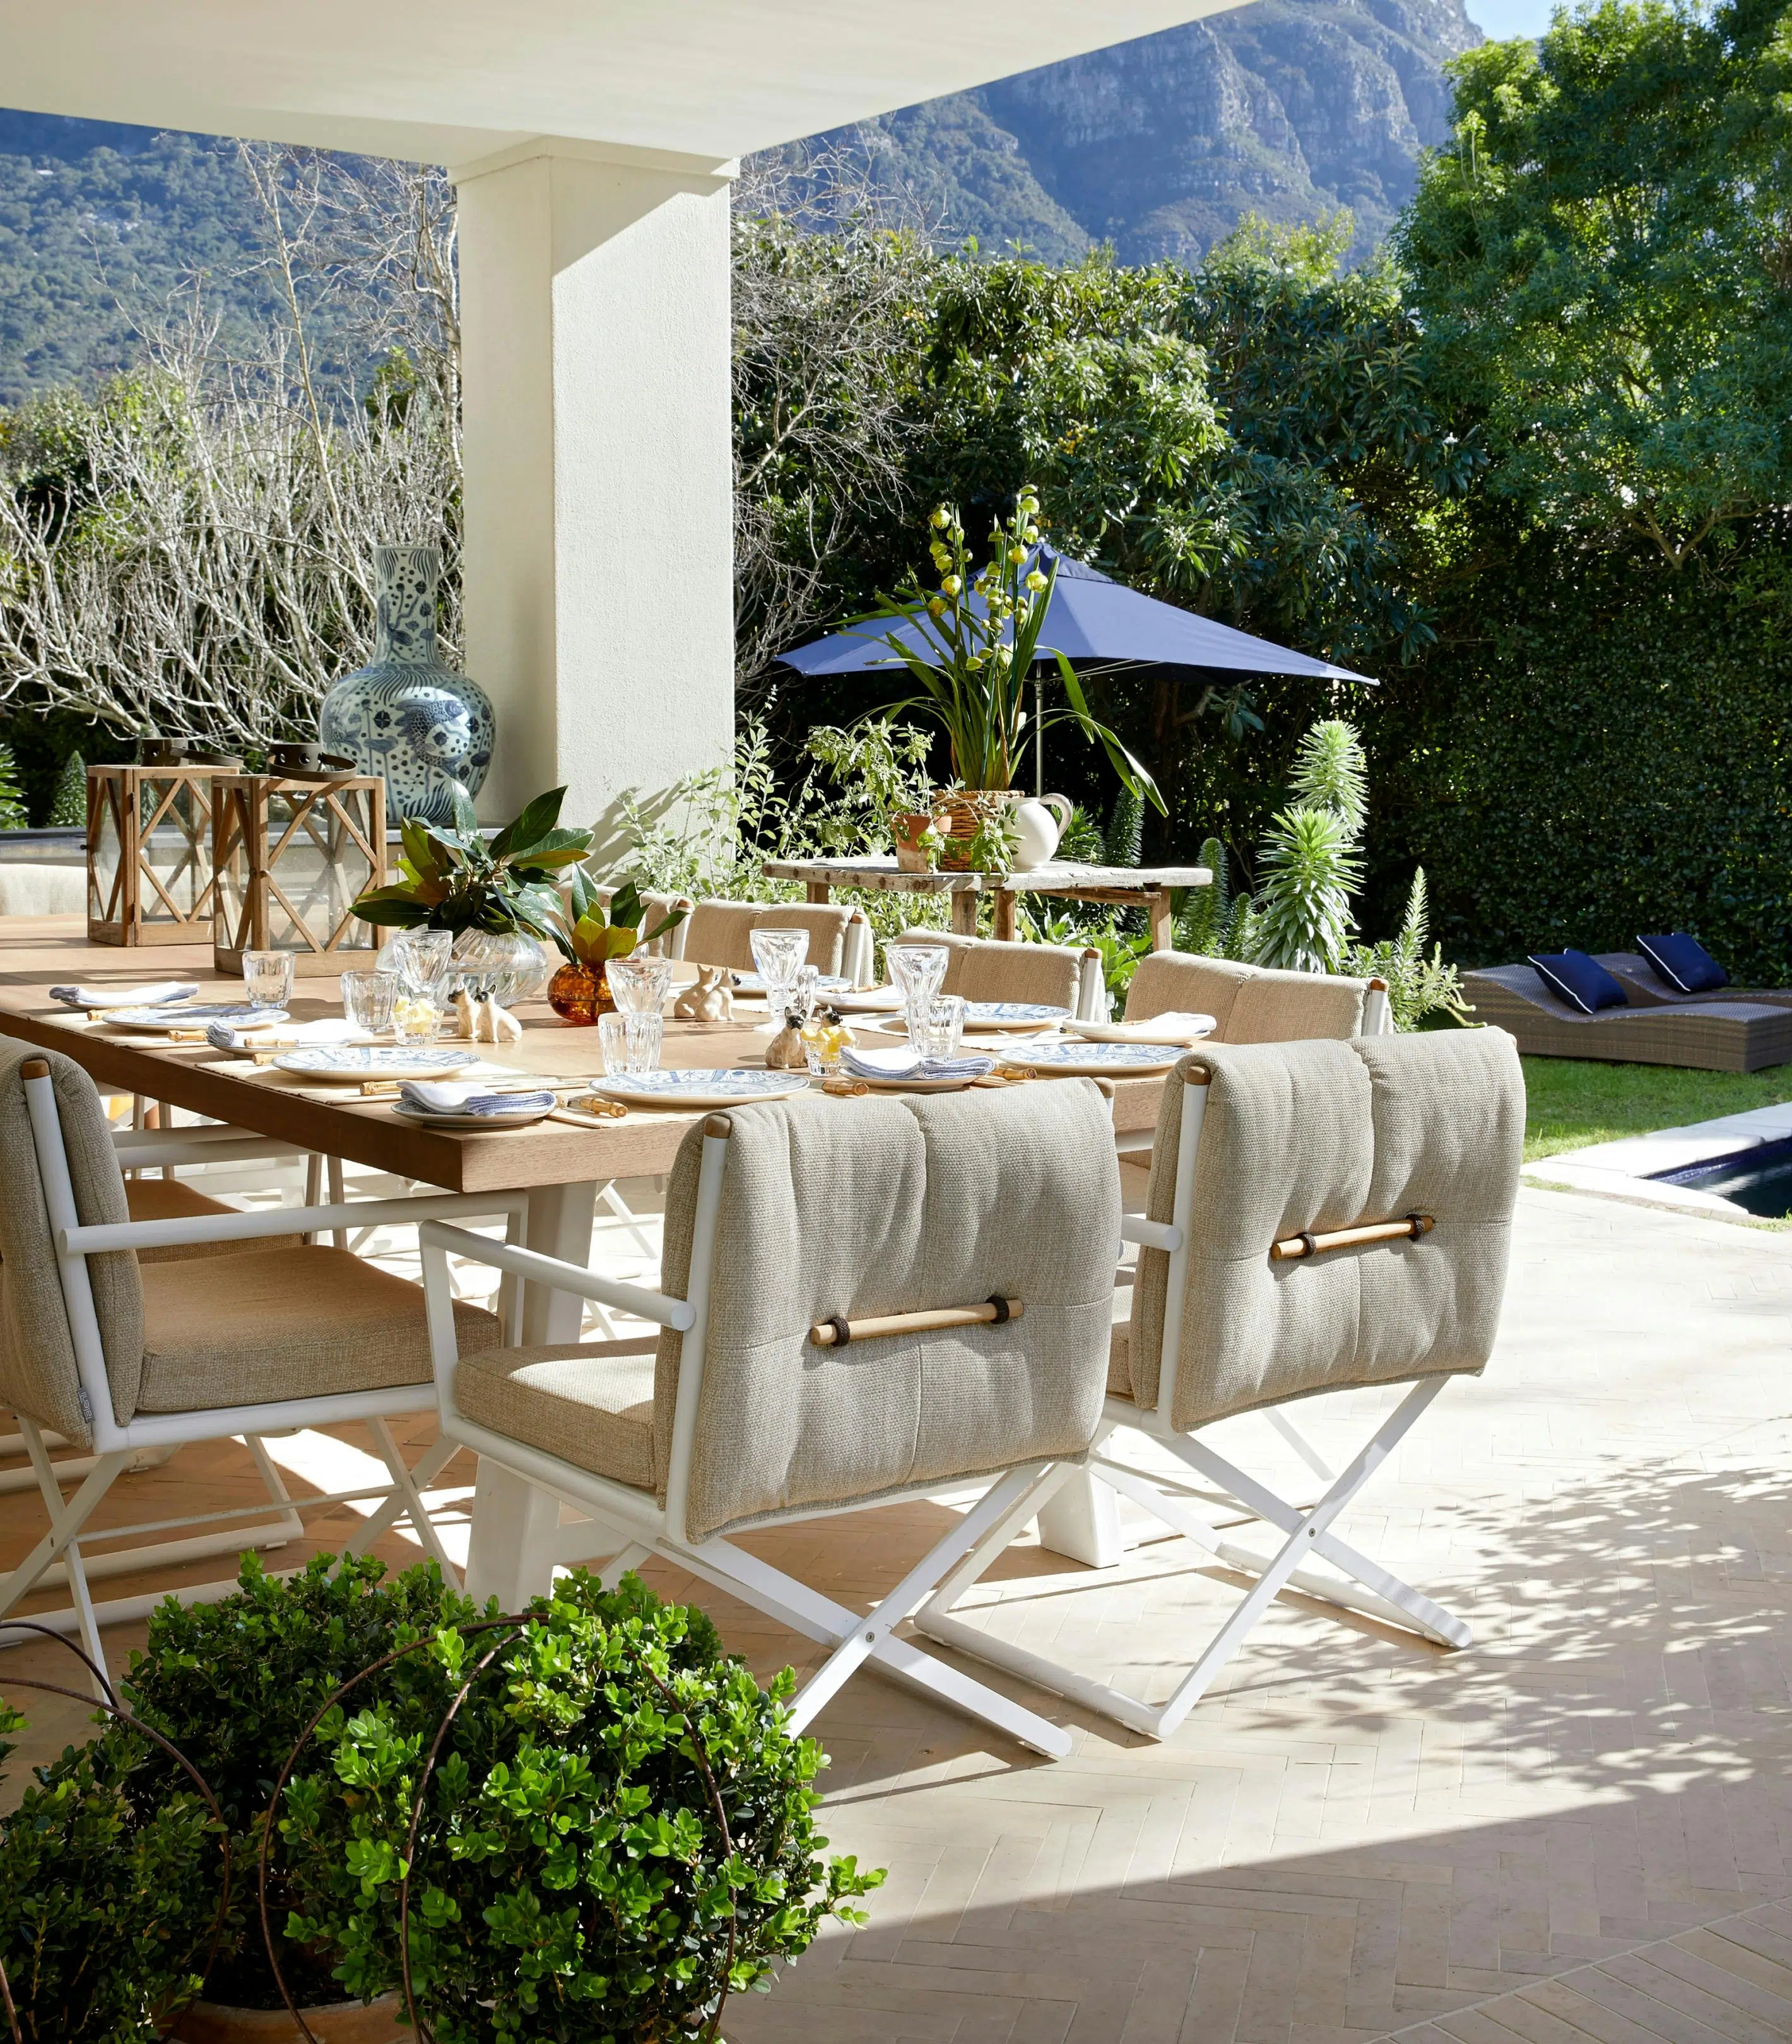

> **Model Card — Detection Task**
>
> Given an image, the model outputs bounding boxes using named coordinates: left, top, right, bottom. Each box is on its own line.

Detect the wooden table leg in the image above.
left=519, top=1179, right=599, bottom=1342
left=950, top=888, right=980, bottom=937
left=991, top=888, right=1017, bottom=942
left=1149, top=889, right=1176, bottom=951
left=806, top=880, right=832, bottom=905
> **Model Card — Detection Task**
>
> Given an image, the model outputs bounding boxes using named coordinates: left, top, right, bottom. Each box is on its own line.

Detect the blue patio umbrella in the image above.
left=779, top=545, right=1379, bottom=686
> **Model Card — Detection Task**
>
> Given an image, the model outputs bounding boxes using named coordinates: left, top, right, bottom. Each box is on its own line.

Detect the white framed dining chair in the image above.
left=419, top=1083, right=1123, bottom=1758
left=890, top=929, right=1107, bottom=1021
left=912, top=1028, right=1524, bottom=1740
left=0, top=1039, right=528, bottom=1688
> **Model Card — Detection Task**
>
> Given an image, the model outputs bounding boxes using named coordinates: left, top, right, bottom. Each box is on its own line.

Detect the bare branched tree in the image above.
left=0, top=150, right=459, bottom=747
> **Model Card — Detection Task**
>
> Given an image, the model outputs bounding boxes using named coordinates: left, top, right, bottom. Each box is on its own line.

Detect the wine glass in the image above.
left=749, top=928, right=809, bottom=1015
left=888, top=942, right=949, bottom=1043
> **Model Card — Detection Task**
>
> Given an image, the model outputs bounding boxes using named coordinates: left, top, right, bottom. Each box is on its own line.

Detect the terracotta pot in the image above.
left=933, top=789, right=1023, bottom=872
left=172, top=1992, right=406, bottom=2043
left=889, top=809, right=939, bottom=874
left=547, top=958, right=613, bottom=1024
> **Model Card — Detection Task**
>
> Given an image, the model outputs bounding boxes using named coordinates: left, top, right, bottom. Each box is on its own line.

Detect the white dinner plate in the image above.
left=390, top=1102, right=555, bottom=1130
left=103, top=1004, right=291, bottom=1033
left=998, top=1040, right=1184, bottom=1076
left=273, top=1046, right=479, bottom=1083
left=885, top=1000, right=1065, bottom=1035
left=1064, top=1013, right=1216, bottom=1046
left=824, top=987, right=905, bottom=1014
left=589, top=1067, right=813, bottom=1110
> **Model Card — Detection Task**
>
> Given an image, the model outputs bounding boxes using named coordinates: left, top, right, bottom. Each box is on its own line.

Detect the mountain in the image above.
left=0, top=0, right=1482, bottom=402
left=793, top=0, right=1481, bottom=266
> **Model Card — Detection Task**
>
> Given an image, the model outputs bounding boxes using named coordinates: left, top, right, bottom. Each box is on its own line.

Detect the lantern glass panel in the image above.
left=90, top=785, right=124, bottom=925
left=263, top=786, right=378, bottom=956
left=138, top=777, right=209, bottom=926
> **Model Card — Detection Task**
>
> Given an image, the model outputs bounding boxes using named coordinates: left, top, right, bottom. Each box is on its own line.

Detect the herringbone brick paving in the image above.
left=1, top=1185, right=1786, bottom=2040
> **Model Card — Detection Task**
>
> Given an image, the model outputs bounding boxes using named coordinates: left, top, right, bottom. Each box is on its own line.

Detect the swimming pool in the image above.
left=1650, top=1133, right=1792, bottom=1218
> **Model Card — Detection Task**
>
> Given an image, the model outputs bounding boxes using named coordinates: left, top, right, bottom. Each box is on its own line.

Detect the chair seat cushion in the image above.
left=126, top=1178, right=266, bottom=1262
left=1108, top=1284, right=1134, bottom=1397
left=456, top=1342, right=656, bottom=1491
left=137, top=1245, right=501, bottom=1414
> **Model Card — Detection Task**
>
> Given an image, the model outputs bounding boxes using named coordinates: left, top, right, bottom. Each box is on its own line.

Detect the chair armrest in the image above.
left=59, top=1189, right=526, bottom=1256
left=420, top=1220, right=694, bottom=1332
left=1119, top=1214, right=1181, bottom=1251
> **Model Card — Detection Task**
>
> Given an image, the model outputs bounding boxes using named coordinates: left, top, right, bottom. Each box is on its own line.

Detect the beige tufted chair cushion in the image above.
left=1123, top=1030, right=1523, bottom=1430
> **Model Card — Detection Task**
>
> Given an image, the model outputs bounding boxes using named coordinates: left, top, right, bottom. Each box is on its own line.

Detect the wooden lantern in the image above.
left=86, top=755, right=240, bottom=948
left=211, top=763, right=388, bottom=976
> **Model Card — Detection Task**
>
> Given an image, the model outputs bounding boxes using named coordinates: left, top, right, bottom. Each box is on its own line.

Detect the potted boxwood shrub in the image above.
left=274, top=1568, right=881, bottom=2041
left=121, top=1551, right=480, bottom=2035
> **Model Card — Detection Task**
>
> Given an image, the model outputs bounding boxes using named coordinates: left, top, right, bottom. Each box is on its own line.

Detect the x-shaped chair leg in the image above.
left=683, top=1463, right=1073, bottom=1757
left=916, top=1378, right=1466, bottom=1741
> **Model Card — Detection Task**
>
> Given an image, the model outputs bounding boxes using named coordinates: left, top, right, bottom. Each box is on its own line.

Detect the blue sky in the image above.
left=1463, top=0, right=1557, bottom=37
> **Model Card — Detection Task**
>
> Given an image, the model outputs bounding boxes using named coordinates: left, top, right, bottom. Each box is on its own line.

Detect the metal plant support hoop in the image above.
left=259, top=1611, right=743, bottom=2044
left=0, top=1618, right=234, bottom=2043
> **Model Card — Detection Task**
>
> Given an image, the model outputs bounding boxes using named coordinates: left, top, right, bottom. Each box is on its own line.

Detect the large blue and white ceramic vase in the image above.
left=320, top=544, right=495, bottom=826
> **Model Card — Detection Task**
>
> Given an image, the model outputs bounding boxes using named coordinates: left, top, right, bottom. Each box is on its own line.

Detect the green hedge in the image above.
left=1360, top=544, right=1792, bottom=985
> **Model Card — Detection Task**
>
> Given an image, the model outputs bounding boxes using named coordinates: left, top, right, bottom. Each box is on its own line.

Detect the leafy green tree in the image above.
left=1400, top=0, right=1792, bottom=566
left=0, top=744, right=27, bottom=830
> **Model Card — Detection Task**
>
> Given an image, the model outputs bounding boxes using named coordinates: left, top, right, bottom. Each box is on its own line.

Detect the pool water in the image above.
left=1651, top=1133, right=1792, bottom=1218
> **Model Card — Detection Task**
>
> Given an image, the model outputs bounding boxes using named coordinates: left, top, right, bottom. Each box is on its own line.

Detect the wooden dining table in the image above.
left=0, top=916, right=1164, bottom=1568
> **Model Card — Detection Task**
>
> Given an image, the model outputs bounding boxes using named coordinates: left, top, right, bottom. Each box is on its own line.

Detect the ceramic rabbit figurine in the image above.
left=674, top=964, right=734, bottom=1022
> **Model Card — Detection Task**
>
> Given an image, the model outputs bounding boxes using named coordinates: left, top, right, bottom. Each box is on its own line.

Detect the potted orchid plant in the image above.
left=862, top=488, right=1162, bottom=867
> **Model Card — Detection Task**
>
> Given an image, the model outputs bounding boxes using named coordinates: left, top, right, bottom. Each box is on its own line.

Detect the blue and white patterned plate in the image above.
left=887, top=1000, right=1066, bottom=1035
left=998, top=1039, right=1182, bottom=1075
left=273, top=1046, right=478, bottom=1083
left=591, top=1068, right=812, bottom=1110
left=104, top=1004, right=290, bottom=1033
left=730, top=972, right=854, bottom=995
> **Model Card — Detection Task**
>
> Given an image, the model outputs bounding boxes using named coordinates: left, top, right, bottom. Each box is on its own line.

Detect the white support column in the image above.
left=453, top=138, right=736, bottom=842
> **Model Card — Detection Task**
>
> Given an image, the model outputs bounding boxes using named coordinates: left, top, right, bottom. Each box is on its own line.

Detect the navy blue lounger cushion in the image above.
left=1528, top=949, right=1629, bottom=1014
left=1636, top=931, right=1729, bottom=995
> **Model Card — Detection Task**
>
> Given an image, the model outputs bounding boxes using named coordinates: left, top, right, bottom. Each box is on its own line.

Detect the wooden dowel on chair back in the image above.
left=810, top=1298, right=1024, bottom=1348
left=1271, top=1214, right=1433, bottom=1262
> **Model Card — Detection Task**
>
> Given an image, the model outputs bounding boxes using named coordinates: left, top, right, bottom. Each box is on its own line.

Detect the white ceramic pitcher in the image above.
left=1010, top=793, right=1075, bottom=870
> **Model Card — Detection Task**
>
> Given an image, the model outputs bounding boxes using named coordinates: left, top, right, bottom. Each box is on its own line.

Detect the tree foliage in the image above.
left=1400, top=0, right=1792, bottom=566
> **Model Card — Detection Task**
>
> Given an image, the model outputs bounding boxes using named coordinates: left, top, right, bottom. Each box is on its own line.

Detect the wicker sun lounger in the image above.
left=1463, top=960, right=1792, bottom=1072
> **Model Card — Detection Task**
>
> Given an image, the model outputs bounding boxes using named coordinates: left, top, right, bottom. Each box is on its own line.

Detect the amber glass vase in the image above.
left=546, top=960, right=613, bottom=1025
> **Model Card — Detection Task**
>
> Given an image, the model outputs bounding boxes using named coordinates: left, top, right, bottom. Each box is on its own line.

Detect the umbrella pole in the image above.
left=1035, top=672, right=1044, bottom=797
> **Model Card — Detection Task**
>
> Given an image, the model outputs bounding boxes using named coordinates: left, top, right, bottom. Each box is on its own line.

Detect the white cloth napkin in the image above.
left=842, top=1045, right=995, bottom=1082
left=204, top=1017, right=363, bottom=1052
left=50, top=980, right=199, bottom=1009
left=399, top=1081, right=557, bottom=1117
left=1068, top=1010, right=1217, bottom=1045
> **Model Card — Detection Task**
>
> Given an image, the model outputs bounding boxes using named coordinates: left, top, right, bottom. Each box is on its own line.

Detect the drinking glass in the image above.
left=391, top=990, right=444, bottom=1046
left=888, top=942, right=948, bottom=1042
left=791, top=964, right=820, bottom=1020
left=606, top=955, right=673, bottom=1017
left=749, top=928, right=808, bottom=1012
left=913, top=994, right=965, bottom=1062
left=598, top=1013, right=630, bottom=1076
left=390, top=927, right=453, bottom=995
left=622, top=1010, right=664, bottom=1076
left=339, top=969, right=398, bottom=1036
left=242, top=949, right=295, bottom=1011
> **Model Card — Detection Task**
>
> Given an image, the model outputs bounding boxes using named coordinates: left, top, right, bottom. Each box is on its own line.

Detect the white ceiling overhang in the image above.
left=0, top=0, right=1247, bottom=170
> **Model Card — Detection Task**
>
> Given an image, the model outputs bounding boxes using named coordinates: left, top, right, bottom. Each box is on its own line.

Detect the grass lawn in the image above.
left=1521, top=1055, right=1792, bottom=1161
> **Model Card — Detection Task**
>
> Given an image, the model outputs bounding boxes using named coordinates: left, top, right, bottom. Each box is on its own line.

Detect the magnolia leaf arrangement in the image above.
left=351, top=785, right=592, bottom=938
left=549, top=867, right=687, bottom=969
left=861, top=488, right=1163, bottom=809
